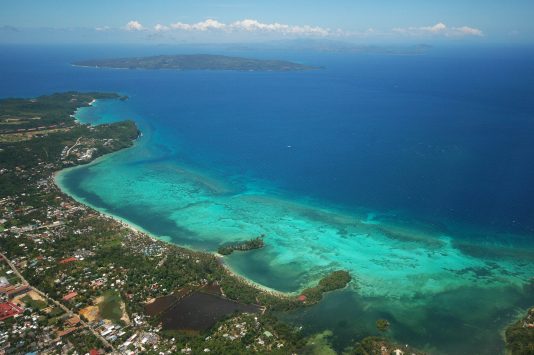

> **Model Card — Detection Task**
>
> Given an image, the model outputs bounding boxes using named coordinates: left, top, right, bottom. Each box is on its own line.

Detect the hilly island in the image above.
left=73, top=54, right=319, bottom=71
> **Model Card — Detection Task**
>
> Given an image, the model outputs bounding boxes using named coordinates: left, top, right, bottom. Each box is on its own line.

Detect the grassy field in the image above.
left=21, top=294, right=47, bottom=310
left=98, top=290, right=123, bottom=322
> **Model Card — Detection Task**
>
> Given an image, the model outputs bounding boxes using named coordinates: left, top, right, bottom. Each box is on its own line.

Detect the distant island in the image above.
left=73, top=54, right=320, bottom=71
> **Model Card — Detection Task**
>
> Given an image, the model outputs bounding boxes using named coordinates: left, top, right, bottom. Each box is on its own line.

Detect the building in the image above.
left=57, top=327, right=77, bottom=337
left=59, top=257, right=77, bottom=264
left=66, top=315, right=81, bottom=327
left=62, top=291, right=78, bottom=301
left=0, top=284, right=30, bottom=299
left=0, top=302, right=23, bottom=320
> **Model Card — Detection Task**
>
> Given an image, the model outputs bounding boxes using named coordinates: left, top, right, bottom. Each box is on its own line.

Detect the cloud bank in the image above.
left=151, top=18, right=332, bottom=37
left=393, top=22, right=483, bottom=37
left=120, top=19, right=484, bottom=40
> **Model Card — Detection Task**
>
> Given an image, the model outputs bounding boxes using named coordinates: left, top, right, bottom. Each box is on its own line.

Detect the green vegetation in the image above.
left=98, top=290, right=124, bottom=322
left=21, top=295, right=47, bottom=310
left=74, top=54, right=320, bottom=71
left=65, top=329, right=105, bottom=354
left=217, top=235, right=265, bottom=255
left=318, top=270, right=352, bottom=292
left=375, top=319, right=390, bottom=332
left=301, top=270, right=352, bottom=304
left=0, top=92, right=122, bottom=131
left=0, top=92, right=138, bottom=198
left=48, top=307, right=64, bottom=318
left=505, top=307, right=534, bottom=355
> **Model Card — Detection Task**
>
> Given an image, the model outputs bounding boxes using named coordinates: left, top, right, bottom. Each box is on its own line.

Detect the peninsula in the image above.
left=72, top=54, right=319, bottom=71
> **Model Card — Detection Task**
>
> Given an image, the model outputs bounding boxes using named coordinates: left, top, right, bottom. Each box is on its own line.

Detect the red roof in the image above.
left=297, top=295, right=307, bottom=302
left=59, top=257, right=77, bottom=264
left=57, top=327, right=77, bottom=337
left=90, top=349, right=100, bottom=355
left=0, top=302, right=23, bottom=320
left=67, top=316, right=81, bottom=326
left=0, top=284, right=30, bottom=297
left=62, top=291, right=78, bottom=301
left=0, top=285, right=14, bottom=293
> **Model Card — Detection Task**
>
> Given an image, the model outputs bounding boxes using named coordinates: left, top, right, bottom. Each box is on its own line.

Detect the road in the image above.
left=0, top=251, right=118, bottom=353
left=65, top=136, right=83, bottom=157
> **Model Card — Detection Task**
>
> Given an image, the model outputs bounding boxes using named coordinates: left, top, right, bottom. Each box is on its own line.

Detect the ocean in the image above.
left=1, top=44, right=533, bottom=354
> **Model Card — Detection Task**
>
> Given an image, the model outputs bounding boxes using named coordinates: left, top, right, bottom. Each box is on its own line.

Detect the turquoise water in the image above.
left=2, top=45, right=532, bottom=354
left=58, top=98, right=533, bottom=354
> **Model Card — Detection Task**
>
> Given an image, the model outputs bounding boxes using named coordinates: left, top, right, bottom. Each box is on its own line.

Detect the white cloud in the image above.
left=95, top=26, right=110, bottom=32
left=170, top=19, right=226, bottom=31
left=119, top=19, right=483, bottom=40
left=231, top=18, right=331, bottom=36
left=125, top=20, right=144, bottom=31
left=393, top=22, right=483, bottom=37
left=155, top=18, right=332, bottom=37
left=423, top=22, right=447, bottom=33
left=452, top=26, right=483, bottom=37
left=154, top=24, right=169, bottom=32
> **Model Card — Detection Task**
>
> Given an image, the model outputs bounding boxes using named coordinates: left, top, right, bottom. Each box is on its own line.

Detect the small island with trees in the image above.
left=73, top=54, right=320, bottom=72
left=298, top=270, right=352, bottom=304
left=217, top=235, right=265, bottom=255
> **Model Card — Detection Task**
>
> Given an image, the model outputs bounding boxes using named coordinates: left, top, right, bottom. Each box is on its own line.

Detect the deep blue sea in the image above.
left=1, top=44, right=533, bottom=354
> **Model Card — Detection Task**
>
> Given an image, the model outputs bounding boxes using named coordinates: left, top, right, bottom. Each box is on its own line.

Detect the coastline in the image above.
left=215, top=254, right=295, bottom=298
left=55, top=101, right=316, bottom=299
left=53, top=142, right=296, bottom=300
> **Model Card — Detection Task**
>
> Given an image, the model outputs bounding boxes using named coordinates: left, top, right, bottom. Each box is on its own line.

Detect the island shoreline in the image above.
left=53, top=118, right=298, bottom=300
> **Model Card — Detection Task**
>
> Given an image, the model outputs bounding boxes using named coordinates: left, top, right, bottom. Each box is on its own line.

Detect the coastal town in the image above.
left=1, top=92, right=528, bottom=355
left=0, top=92, right=351, bottom=354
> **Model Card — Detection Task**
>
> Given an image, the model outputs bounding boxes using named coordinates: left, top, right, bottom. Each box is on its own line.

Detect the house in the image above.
left=0, top=302, right=23, bottom=320
left=59, top=257, right=77, bottom=264
left=0, top=276, right=9, bottom=286
left=7, top=284, right=30, bottom=298
left=66, top=315, right=81, bottom=326
left=57, top=327, right=77, bottom=337
left=62, top=291, right=78, bottom=301
left=0, top=284, right=30, bottom=299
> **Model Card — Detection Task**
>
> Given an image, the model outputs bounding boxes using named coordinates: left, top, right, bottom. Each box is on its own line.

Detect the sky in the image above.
left=1, top=0, right=533, bottom=44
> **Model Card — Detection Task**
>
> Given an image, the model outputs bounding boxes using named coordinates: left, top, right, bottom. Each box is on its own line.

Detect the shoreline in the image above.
left=214, top=254, right=295, bottom=298
left=53, top=145, right=296, bottom=300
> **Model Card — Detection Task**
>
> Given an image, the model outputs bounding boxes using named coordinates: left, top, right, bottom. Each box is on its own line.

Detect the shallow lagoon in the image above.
left=58, top=98, right=533, bottom=353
